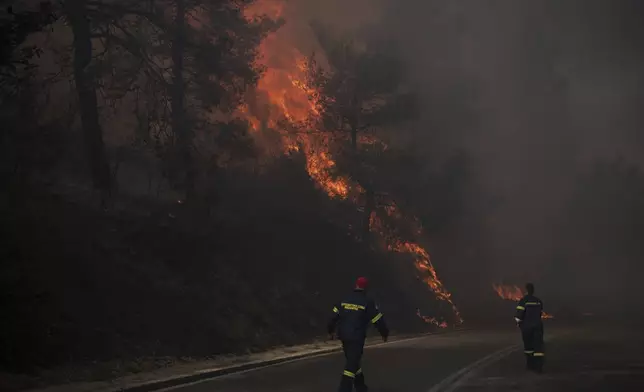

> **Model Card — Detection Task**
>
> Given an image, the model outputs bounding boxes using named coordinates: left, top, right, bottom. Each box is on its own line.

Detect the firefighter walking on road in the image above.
left=328, top=277, right=389, bottom=392
left=515, top=283, right=545, bottom=373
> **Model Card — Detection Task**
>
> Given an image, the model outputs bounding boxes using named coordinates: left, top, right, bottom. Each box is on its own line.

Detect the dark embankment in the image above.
left=0, top=161, right=444, bottom=389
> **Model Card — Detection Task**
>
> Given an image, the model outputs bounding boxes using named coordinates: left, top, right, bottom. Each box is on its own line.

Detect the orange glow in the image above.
left=370, top=204, right=462, bottom=324
left=244, top=1, right=285, bottom=21
left=541, top=311, right=554, bottom=320
left=416, top=309, right=448, bottom=328
left=243, top=2, right=350, bottom=199
left=392, top=240, right=462, bottom=323
left=492, top=284, right=524, bottom=301
left=243, top=0, right=460, bottom=324
left=492, top=284, right=554, bottom=320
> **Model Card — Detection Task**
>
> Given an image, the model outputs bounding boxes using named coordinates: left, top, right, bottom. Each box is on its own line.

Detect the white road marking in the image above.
left=429, top=331, right=562, bottom=392
left=426, top=344, right=519, bottom=392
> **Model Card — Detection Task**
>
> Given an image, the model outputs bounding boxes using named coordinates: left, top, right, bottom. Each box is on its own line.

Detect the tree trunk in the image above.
left=350, top=93, right=359, bottom=152
left=362, top=186, right=375, bottom=240
left=66, top=0, right=111, bottom=196
left=171, top=0, right=195, bottom=201
left=349, top=91, right=373, bottom=240
left=351, top=127, right=357, bottom=152
left=350, top=121, right=374, bottom=242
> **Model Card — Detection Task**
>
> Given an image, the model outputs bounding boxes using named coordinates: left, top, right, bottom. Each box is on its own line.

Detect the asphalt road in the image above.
left=156, top=323, right=643, bottom=392
left=157, top=328, right=518, bottom=392
left=454, top=323, right=644, bottom=391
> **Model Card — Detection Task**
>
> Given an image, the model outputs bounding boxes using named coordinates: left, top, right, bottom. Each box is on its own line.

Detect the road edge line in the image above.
left=433, top=330, right=564, bottom=392
left=427, top=344, right=519, bottom=392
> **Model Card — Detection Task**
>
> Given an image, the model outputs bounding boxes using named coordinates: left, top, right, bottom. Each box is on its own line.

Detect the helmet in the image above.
left=355, top=276, right=369, bottom=290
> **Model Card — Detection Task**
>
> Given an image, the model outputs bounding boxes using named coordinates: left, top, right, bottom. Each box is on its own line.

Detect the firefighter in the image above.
left=328, top=277, right=389, bottom=392
left=515, top=283, right=545, bottom=373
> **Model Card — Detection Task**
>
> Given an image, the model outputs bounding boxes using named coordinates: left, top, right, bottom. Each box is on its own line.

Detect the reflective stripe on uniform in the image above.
left=371, top=313, right=383, bottom=323
left=343, top=370, right=356, bottom=378
left=524, top=350, right=534, bottom=354
left=525, top=302, right=540, bottom=306
left=333, top=306, right=339, bottom=313
left=516, top=305, right=525, bottom=310
left=356, top=368, right=363, bottom=375
left=533, top=352, right=545, bottom=357
left=341, top=303, right=366, bottom=311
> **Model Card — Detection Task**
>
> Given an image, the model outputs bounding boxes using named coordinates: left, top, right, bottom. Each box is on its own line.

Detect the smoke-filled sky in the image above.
left=277, top=0, right=644, bottom=310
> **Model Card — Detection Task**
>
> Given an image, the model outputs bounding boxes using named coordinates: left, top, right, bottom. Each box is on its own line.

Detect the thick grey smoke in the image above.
left=373, top=0, right=644, bottom=311
left=286, top=0, right=644, bottom=315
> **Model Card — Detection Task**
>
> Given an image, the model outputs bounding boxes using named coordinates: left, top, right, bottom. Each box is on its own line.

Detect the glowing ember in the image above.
left=492, top=284, right=554, bottom=320
left=541, top=311, right=554, bottom=320
left=416, top=309, right=448, bottom=328
left=243, top=0, right=460, bottom=324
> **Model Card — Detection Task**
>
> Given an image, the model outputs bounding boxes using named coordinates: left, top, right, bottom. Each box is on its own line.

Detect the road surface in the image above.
left=156, top=324, right=643, bottom=392
left=454, top=323, right=644, bottom=391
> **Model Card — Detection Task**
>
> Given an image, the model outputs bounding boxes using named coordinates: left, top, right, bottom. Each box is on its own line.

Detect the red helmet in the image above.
left=355, top=276, right=369, bottom=290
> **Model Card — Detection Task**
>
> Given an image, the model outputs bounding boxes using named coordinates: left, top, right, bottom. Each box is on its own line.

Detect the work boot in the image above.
left=337, top=375, right=353, bottom=392
left=533, top=357, right=544, bottom=374
left=355, top=373, right=368, bottom=392
left=525, top=354, right=534, bottom=371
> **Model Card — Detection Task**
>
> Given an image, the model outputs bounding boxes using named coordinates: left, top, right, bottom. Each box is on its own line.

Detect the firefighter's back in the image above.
left=520, top=294, right=543, bottom=329
left=338, top=290, right=371, bottom=341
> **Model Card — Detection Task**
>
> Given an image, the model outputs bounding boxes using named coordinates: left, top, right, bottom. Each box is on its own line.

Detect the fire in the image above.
left=416, top=309, right=448, bottom=328
left=392, top=239, right=462, bottom=323
left=492, top=283, right=524, bottom=301
left=243, top=1, right=460, bottom=324
left=541, top=311, right=554, bottom=319
left=243, top=3, right=351, bottom=199
left=245, top=0, right=284, bottom=20
left=492, top=284, right=553, bottom=320
left=391, top=242, right=453, bottom=303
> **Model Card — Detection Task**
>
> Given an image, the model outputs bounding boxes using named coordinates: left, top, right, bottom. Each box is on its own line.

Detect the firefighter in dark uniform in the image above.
left=328, top=277, right=389, bottom=392
left=515, top=283, right=545, bottom=373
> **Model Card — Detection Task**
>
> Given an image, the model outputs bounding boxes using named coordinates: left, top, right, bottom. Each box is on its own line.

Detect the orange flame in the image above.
left=416, top=309, right=448, bottom=328
left=243, top=3, right=350, bottom=199
left=492, top=283, right=524, bottom=301
left=541, top=311, right=554, bottom=319
left=389, top=240, right=462, bottom=323
left=372, top=204, right=462, bottom=324
left=492, top=284, right=553, bottom=320
left=243, top=0, right=460, bottom=324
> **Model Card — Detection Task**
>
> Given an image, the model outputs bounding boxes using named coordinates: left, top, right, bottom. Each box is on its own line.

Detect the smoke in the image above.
left=270, top=0, right=644, bottom=316
left=367, top=0, right=644, bottom=313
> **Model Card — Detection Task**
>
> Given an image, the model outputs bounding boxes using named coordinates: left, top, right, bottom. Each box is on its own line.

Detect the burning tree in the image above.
left=241, top=1, right=462, bottom=326
left=305, top=22, right=417, bottom=152
left=155, top=0, right=278, bottom=201
left=304, top=22, right=418, bottom=240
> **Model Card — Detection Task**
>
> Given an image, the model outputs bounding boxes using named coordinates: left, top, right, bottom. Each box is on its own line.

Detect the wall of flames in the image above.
left=243, top=0, right=461, bottom=326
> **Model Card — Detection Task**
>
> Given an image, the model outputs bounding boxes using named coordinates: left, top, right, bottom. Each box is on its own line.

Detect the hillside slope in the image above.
left=1, top=165, right=442, bottom=383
